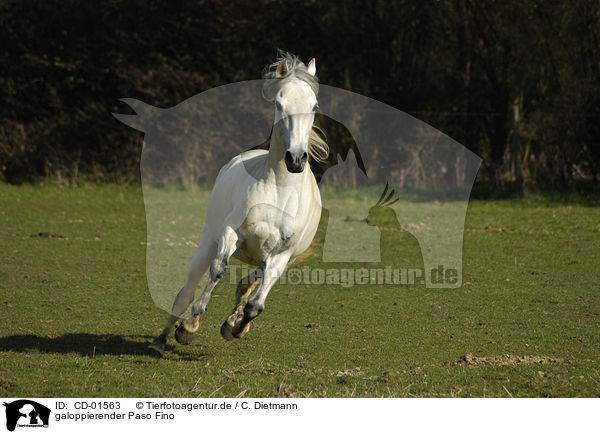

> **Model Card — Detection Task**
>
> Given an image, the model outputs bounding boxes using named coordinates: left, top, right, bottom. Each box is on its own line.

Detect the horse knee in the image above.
left=210, top=257, right=228, bottom=281
left=244, top=301, right=264, bottom=320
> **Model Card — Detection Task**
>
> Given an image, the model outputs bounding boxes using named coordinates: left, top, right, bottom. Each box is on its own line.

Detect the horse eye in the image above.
left=313, top=103, right=319, bottom=112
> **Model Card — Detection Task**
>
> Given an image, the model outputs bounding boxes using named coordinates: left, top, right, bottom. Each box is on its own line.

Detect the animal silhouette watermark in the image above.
left=3, top=400, right=50, bottom=432
left=113, top=52, right=482, bottom=342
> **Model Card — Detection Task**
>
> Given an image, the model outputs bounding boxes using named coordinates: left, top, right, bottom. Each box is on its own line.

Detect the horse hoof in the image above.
left=220, top=320, right=235, bottom=341
left=221, top=315, right=253, bottom=341
left=175, top=322, right=196, bottom=345
left=147, top=338, right=165, bottom=358
left=234, top=321, right=252, bottom=339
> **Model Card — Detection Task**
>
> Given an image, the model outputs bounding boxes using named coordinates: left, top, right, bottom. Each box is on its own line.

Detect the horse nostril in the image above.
left=284, top=151, right=294, bottom=165
left=301, top=152, right=308, bottom=162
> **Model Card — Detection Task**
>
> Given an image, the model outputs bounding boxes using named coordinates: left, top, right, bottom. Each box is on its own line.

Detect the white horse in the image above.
left=148, top=52, right=328, bottom=357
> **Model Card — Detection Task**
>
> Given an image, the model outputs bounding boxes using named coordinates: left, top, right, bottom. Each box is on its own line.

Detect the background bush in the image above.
left=1, top=0, right=598, bottom=192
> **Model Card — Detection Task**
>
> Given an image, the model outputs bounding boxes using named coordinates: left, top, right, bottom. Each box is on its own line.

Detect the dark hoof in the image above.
left=175, top=322, right=196, bottom=345
left=220, top=316, right=253, bottom=341
left=147, top=338, right=165, bottom=358
left=220, top=320, right=235, bottom=341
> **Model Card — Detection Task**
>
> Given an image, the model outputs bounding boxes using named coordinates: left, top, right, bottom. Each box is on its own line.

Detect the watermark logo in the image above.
left=228, top=264, right=458, bottom=288
left=3, top=400, right=50, bottom=431
left=114, top=79, right=481, bottom=312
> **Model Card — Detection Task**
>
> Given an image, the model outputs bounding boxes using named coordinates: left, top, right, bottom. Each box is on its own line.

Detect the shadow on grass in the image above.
left=0, top=333, right=187, bottom=358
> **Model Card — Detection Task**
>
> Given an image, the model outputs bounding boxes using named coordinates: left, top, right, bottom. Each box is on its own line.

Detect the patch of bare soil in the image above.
left=30, top=232, right=66, bottom=238
left=466, top=226, right=561, bottom=235
left=458, top=353, right=573, bottom=366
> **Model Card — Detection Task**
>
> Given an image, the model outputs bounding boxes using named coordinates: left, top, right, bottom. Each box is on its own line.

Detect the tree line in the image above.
left=1, top=0, right=598, bottom=192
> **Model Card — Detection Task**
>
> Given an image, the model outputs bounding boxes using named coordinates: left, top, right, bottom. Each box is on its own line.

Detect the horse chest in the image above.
left=237, top=203, right=304, bottom=261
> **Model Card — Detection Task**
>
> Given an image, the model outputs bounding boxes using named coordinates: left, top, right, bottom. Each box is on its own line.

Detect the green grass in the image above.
left=0, top=183, right=599, bottom=397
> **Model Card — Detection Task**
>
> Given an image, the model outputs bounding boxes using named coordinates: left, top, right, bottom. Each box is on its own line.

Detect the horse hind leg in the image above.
left=147, top=236, right=216, bottom=357
left=220, top=268, right=262, bottom=341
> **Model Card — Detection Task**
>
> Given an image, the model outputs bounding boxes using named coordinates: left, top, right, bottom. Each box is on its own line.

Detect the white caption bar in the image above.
left=1, top=398, right=596, bottom=434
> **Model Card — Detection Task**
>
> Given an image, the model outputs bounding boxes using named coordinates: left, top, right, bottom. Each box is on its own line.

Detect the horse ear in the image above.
left=307, top=58, right=316, bottom=76
left=275, top=59, right=289, bottom=78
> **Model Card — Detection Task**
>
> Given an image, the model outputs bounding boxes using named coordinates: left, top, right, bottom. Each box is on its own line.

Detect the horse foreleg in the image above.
left=226, top=253, right=290, bottom=340
left=220, top=268, right=262, bottom=341
left=175, top=226, right=239, bottom=345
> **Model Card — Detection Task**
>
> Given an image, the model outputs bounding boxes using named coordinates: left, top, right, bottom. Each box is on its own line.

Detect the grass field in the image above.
left=0, top=183, right=599, bottom=397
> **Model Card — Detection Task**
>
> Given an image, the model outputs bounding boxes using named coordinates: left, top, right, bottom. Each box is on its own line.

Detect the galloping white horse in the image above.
left=148, top=53, right=328, bottom=356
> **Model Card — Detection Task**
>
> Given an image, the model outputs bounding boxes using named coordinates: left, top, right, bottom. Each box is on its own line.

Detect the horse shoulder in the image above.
left=215, top=149, right=268, bottom=183
left=205, top=150, right=269, bottom=234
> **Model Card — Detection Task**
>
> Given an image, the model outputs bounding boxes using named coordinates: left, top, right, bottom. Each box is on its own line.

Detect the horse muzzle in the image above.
left=284, top=150, right=308, bottom=173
